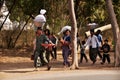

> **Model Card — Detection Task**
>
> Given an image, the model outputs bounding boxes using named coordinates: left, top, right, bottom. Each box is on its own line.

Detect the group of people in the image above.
left=32, top=9, right=59, bottom=71
left=32, top=28, right=111, bottom=71
left=32, top=9, right=111, bottom=71
left=79, top=29, right=111, bottom=65
left=33, top=27, right=58, bottom=71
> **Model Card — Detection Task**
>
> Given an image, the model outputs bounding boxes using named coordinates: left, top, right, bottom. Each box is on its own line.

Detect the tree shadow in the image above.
left=0, top=62, right=34, bottom=71
left=3, top=70, right=34, bottom=73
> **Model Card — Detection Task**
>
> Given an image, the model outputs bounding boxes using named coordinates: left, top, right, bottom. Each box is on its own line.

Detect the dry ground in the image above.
left=0, top=47, right=120, bottom=80
left=0, top=47, right=119, bottom=71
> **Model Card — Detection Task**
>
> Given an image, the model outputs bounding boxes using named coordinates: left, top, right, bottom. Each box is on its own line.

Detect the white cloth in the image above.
left=34, top=14, right=46, bottom=23
left=57, top=26, right=71, bottom=35
left=40, top=9, right=46, bottom=15
left=84, top=35, right=100, bottom=48
left=33, top=9, right=46, bottom=30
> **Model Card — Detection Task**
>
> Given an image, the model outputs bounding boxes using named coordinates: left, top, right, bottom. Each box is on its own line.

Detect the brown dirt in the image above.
left=0, top=47, right=120, bottom=72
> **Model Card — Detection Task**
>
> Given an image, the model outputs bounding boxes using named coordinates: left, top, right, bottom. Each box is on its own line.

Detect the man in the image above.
left=34, top=28, right=51, bottom=71
left=96, top=30, right=103, bottom=60
left=84, top=29, right=100, bottom=64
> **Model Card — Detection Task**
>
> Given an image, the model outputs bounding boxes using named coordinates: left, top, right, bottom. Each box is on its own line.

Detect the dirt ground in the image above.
left=0, top=47, right=120, bottom=80
left=0, top=47, right=119, bottom=72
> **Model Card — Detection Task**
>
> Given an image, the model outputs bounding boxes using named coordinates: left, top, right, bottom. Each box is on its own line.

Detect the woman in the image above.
left=60, top=29, right=71, bottom=67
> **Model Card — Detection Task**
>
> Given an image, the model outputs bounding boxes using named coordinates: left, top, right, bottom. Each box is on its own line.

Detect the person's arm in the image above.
left=42, top=35, right=55, bottom=48
left=100, top=34, right=103, bottom=46
left=60, top=36, right=70, bottom=45
left=54, top=35, right=58, bottom=46
left=84, top=37, right=90, bottom=47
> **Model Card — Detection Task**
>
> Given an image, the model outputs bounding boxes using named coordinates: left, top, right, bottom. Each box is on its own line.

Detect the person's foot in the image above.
left=79, top=61, right=82, bottom=64
left=68, top=63, right=70, bottom=67
left=34, top=68, right=38, bottom=71
left=86, top=60, right=88, bottom=63
left=64, top=65, right=67, bottom=68
left=100, top=58, right=102, bottom=60
left=51, top=58, right=55, bottom=61
left=47, top=66, right=51, bottom=71
left=101, top=62, right=104, bottom=65
left=92, top=60, right=96, bottom=64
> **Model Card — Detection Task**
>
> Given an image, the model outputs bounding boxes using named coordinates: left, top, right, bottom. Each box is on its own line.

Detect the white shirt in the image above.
left=84, top=35, right=100, bottom=48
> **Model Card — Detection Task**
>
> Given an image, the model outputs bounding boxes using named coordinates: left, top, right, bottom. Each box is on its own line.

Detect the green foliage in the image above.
left=0, top=0, right=120, bottom=48
left=5, top=0, right=120, bottom=29
left=112, top=0, right=120, bottom=28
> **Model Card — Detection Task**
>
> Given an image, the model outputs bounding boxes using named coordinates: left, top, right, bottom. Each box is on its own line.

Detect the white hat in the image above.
left=40, top=9, right=46, bottom=15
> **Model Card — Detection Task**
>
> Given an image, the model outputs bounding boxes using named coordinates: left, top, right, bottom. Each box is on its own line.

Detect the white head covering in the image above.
left=58, top=25, right=71, bottom=35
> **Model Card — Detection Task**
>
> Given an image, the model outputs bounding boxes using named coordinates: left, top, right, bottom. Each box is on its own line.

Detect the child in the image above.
left=80, top=41, right=88, bottom=63
left=101, top=39, right=110, bottom=64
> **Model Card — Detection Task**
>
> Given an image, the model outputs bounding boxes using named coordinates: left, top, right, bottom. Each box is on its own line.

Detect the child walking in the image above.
left=80, top=41, right=88, bottom=63
left=101, top=39, right=110, bottom=64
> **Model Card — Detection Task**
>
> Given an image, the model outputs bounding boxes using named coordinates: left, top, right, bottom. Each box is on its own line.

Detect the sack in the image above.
left=31, top=54, right=34, bottom=60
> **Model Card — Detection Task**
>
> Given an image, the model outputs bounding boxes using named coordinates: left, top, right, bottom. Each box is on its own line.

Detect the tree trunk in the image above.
left=68, top=0, right=79, bottom=69
left=105, top=0, right=120, bottom=66
left=115, top=33, right=120, bottom=66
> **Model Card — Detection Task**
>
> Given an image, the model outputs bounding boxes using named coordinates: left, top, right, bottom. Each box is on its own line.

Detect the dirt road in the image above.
left=0, top=49, right=120, bottom=80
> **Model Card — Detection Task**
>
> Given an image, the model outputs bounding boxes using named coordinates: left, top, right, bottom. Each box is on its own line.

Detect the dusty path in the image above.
left=0, top=69, right=120, bottom=80
left=0, top=49, right=120, bottom=80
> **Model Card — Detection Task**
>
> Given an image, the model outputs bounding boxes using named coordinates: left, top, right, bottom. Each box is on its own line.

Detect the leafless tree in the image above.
left=105, top=0, right=120, bottom=66
left=68, top=0, right=79, bottom=69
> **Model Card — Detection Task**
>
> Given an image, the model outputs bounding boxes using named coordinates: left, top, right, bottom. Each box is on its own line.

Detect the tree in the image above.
left=0, top=0, right=16, bottom=31
left=68, top=0, right=79, bottom=69
left=105, top=0, right=120, bottom=66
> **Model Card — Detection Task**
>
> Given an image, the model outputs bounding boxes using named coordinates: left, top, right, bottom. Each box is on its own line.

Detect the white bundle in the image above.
left=34, top=14, right=46, bottom=23
left=87, top=23, right=98, bottom=29
left=57, top=25, right=71, bottom=35
left=34, top=9, right=46, bottom=28
left=85, top=24, right=112, bottom=37
left=40, top=9, right=46, bottom=15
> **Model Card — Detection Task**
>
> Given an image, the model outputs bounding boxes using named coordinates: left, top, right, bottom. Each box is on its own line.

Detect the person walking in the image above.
left=77, top=33, right=81, bottom=51
left=34, top=28, right=51, bottom=71
left=60, top=29, right=71, bottom=67
left=101, top=39, right=111, bottom=64
left=80, top=41, right=88, bottom=63
left=50, top=32, right=58, bottom=60
left=96, top=30, right=103, bottom=60
left=84, top=29, right=100, bottom=64
left=44, top=29, right=55, bottom=62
